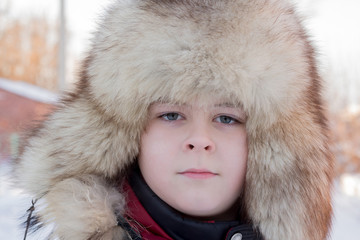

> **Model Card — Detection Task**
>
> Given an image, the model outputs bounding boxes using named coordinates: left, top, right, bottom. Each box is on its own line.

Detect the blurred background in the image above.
left=0, top=0, right=359, bottom=239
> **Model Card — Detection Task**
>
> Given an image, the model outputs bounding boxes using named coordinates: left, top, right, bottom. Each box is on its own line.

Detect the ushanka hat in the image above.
left=15, top=0, right=333, bottom=239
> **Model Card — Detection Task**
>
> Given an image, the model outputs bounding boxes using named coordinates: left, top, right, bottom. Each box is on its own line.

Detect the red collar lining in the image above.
left=123, top=181, right=173, bottom=240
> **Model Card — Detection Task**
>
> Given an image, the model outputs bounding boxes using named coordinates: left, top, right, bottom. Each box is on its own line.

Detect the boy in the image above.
left=15, top=0, right=333, bottom=240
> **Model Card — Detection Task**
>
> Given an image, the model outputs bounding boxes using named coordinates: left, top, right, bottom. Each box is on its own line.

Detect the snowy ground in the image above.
left=1, top=160, right=360, bottom=239
left=332, top=175, right=360, bottom=239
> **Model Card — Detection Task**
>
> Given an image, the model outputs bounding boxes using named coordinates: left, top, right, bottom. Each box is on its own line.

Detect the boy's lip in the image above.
left=178, top=168, right=218, bottom=179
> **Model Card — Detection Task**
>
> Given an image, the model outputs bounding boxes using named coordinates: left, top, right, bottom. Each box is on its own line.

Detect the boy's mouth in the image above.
left=178, top=168, right=218, bottom=179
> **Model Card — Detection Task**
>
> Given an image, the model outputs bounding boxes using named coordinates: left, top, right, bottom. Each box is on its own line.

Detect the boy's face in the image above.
left=138, top=101, right=248, bottom=220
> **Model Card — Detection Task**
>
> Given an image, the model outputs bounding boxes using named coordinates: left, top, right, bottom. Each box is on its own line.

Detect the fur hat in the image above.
left=15, top=0, right=333, bottom=239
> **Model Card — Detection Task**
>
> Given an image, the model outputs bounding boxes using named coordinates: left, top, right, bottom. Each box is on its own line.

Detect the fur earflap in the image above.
left=41, top=175, right=127, bottom=239
left=15, top=0, right=333, bottom=239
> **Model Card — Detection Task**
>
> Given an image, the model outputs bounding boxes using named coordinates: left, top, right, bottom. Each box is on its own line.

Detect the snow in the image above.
left=0, top=161, right=54, bottom=240
left=0, top=76, right=58, bottom=237
left=331, top=176, right=360, bottom=239
left=0, top=161, right=34, bottom=240
left=0, top=78, right=58, bottom=104
left=1, top=160, right=360, bottom=239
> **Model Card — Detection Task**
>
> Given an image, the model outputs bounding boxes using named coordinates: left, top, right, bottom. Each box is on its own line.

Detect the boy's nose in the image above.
left=182, top=132, right=215, bottom=153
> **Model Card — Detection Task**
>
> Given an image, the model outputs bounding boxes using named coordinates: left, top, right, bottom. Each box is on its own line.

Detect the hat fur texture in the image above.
left=14, top=0, right=333, bottom=239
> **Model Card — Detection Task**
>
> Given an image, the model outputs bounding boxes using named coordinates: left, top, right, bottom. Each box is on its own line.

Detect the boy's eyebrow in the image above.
left=214, top=103, right=235, bottom=108
left=152, top=101, right=187, bottom=107
left=214, top=102, right=243, bottom=109
left=152, top=101, right=244, bottom=110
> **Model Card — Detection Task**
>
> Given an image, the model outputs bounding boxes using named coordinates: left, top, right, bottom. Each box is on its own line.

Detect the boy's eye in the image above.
left=215, top=115, right=238, bottom=124
left=161, top=113, right=182, bottom=121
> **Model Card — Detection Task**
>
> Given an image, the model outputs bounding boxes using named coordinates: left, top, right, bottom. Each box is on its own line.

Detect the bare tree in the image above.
left=0, top=4, right=59, bottom=91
